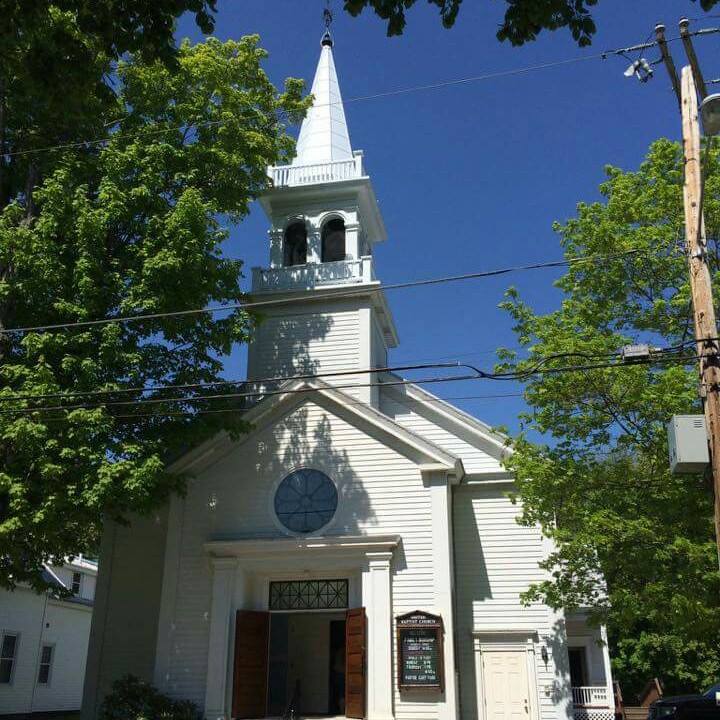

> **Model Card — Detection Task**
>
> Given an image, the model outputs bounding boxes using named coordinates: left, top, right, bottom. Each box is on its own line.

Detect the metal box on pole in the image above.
left=667, top=415, right=710, bottom=474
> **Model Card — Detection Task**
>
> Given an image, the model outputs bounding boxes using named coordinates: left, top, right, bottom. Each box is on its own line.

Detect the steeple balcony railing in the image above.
left=252, top=256, right=375, bottom=293
left=269, top=152, right=364, bottom=188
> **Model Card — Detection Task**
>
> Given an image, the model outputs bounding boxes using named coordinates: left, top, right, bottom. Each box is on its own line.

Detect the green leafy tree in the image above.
left=499, top=139, right=720, bottom=695
left=344, top=0, right=719, bottom=45
left=0, top=37, right=308, bottom=589
left=0, top=1, right=219, bottom=209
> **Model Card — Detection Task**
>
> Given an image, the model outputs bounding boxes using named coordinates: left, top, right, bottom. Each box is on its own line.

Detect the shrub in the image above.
left=99, top=675, right=200, bottom=720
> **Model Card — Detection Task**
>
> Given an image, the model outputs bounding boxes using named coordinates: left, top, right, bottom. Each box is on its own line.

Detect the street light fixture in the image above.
left=700, top=93, right=720, bottom=136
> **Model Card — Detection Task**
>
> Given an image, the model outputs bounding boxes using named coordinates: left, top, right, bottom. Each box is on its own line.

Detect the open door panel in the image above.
left=345, top=607, right=367, bottom=719
left=232, top=610, right=270, bottom=719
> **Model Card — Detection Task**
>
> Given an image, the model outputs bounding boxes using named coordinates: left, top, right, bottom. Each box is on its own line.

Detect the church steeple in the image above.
left=293, top=32, right=353, bottom=166
left=250, top=32, right=398, bottom=407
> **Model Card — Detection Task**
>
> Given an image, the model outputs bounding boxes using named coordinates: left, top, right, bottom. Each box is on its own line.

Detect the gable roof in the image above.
left=379, top=374, right=513, bottom=479
left=169, top=378, right=465, bottom=480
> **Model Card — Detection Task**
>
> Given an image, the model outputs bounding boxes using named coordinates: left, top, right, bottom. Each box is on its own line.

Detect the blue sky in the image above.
left=177, top=1, right=717, bottom=435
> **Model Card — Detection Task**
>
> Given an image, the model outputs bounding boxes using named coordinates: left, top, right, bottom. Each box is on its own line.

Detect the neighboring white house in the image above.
left=81, top=31, right=615, bottom=720
left=0, top=556, right=97, bottom=716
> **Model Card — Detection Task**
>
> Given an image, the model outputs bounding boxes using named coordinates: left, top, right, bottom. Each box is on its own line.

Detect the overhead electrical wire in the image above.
left=4, top=27, right=719, bottom=161
left=0, top=248, right=644, bottom=337
left=0, top=350, right=699, bottom=419
left=0, top=347, right=663, bottom=406
left=0, top=360, right=464, bottom=403
left=36, top=392, right=528, bottom=424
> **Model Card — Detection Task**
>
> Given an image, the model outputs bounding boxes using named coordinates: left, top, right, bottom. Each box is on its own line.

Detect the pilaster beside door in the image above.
left=232, top=610, right=270, bottom=719
left=345, top=607, right=367, bottom=719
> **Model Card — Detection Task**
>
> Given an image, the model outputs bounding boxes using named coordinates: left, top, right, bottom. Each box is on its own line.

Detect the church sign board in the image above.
left=396, top=611, right=444, bottom=691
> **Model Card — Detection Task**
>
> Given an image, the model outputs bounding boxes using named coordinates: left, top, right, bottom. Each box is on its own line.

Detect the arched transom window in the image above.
left=321, top=218, right=346, bottom=263
left=283, top=221, right=307, bottom=266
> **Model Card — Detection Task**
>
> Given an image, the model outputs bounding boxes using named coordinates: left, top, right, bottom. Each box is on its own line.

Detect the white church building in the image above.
left=81, top=32, right=614, bottom=720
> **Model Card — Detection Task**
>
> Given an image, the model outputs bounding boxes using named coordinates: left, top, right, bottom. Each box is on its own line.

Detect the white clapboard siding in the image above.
left=0, top=587, right=92, bottom=715
left=30, top=600, right=93, bottom=712
left=381, top=393, right=504, bottom=474
left=248, top=309, right=360, bottom=388
left=0, top=588, right=45, bottom=714
left=161, top=400, right=439, bottom=720
left=453, top=484, right=563, bottom=720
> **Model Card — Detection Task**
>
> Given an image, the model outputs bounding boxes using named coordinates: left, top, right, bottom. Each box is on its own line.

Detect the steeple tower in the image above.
left=249, top=32, right=398, bottom=407
left=293, top=31, right=353, bottom=165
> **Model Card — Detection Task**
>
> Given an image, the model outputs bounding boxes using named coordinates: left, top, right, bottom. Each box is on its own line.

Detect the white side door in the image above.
left=482, top=649, right=531, bottom=720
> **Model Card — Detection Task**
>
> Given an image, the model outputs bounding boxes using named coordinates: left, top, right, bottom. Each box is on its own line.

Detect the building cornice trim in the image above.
left=204, top=533, right=401, bottom=559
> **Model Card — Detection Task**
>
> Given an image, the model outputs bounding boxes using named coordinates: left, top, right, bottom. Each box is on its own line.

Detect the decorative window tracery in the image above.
left=269, top=579, right=349, bottom=611
left=274, top=469, right=338, bottom=533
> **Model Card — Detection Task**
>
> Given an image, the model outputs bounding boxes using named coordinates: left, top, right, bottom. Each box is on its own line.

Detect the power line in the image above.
left=0, top=341, right=694, bottom=408
left=0, top=371, right=486, bottom=416
left=0, top=360, right=462, bottom=403
left=0, top=351, right=698, bottom=418
left=36, top=391, right=527, bottom=423
left=0, top=346, right=625, bottom=405
left=0, top=249, right=644, bottom=336
left=5, top=28, right=719, bottom=161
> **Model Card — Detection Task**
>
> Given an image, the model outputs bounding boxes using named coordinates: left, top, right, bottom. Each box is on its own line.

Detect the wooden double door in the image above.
left=232, top=608, right=366, bottom=719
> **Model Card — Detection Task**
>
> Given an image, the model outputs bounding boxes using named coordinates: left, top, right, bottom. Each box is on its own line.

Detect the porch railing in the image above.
left=572, top=686, right=611, bottom=707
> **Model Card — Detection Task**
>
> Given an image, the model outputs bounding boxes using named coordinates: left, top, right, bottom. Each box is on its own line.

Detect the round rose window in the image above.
left=274, top=469, right=338, bottom=533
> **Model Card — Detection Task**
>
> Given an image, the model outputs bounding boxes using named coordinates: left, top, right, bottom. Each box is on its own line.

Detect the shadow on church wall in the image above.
left=453, top=486, right=491, bottom=720
left=251, top=309, right=337, bottom=387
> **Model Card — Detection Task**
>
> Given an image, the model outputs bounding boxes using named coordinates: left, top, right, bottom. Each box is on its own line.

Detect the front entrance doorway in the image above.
left=481, top=650, right=531, bottom=720
left=267, top=612, right=346, bottom=716
left=232, top=607, right=366, bottom=719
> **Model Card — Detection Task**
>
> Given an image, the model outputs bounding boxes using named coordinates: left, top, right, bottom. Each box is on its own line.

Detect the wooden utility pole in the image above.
left=680, top=65, right=720, bottom=563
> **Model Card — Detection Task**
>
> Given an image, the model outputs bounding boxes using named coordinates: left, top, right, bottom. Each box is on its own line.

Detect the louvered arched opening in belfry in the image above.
left=321, top=218, right=346, bottom=263
left=283, top=222, right=307, bottom=266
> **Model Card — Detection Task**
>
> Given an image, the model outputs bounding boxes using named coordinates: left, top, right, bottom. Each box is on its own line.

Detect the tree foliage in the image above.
left=344, top=0, right=720, bottom=45
left=0, top=1, right=219, bottom=208
left=499, top=139, right=720, bottom=695
left=0, top=37, right=308, bottom=589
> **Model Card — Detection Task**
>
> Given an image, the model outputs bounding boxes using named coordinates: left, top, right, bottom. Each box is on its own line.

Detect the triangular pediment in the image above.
left=169, top=379, right=464, bottom=480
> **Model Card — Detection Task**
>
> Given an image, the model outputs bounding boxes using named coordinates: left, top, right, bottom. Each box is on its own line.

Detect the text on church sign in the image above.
left=396, top=611, right=444, bottom=691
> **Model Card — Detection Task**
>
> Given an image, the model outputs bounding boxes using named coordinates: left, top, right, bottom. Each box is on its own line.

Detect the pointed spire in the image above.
left=293, top=34, right=353, bottom=166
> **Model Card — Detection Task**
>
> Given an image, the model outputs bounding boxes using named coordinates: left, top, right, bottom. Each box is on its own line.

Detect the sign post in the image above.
left=396, top=611, right=444, bottom=692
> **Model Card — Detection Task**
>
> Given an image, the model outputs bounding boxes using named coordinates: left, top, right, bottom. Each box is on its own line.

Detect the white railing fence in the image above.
left=252, top=256, right=375, bottom=293
left=572, top=687, right=610, bottom=707
left=269, top=154, right=364, bottom=188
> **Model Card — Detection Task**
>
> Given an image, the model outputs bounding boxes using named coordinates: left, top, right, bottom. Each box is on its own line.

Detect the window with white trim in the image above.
left=0, top=632, right=18, bottom=684
left=71, top=571, right=82, bottom=595
left=37, top=644, right=54, bottom=685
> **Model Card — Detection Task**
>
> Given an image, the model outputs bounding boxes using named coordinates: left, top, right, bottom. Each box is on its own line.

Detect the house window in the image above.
left=283, top=222, right=307, bottom=266
left=321, top=218, right=346, bottom=262
left=71, top=571, right=82, bottom=595
left=0, top=632, right=18, bottom=684
left=37, top=644, right=54, bottom=685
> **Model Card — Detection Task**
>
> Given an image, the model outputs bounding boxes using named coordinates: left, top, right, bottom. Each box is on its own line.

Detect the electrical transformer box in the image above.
left=667, top=415, right=709, bottom=474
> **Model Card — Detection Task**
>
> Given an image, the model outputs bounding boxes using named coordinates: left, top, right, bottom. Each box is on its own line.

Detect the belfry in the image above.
left=83, top=29, right=616, bottom=720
